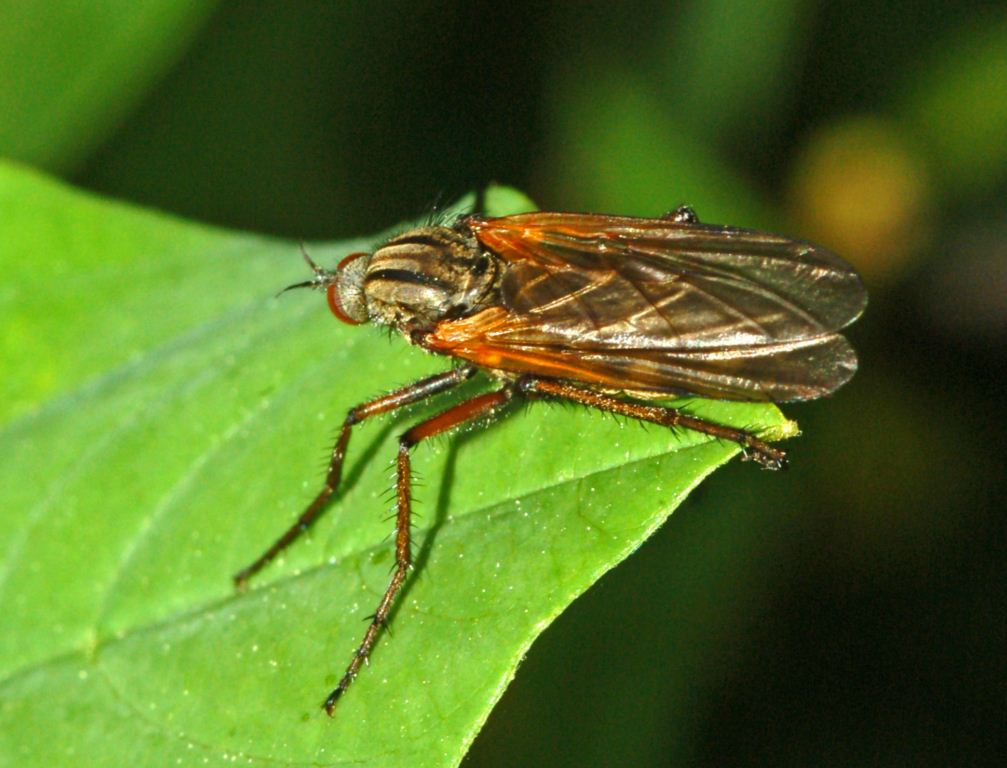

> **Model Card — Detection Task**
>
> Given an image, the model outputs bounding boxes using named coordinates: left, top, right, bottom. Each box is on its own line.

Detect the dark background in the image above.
left=4, top=1, right=1004, bottom=764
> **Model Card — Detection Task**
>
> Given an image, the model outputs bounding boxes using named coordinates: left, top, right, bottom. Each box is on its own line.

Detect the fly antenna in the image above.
left=275, top=244, right=332, bottom=298
left=299, top=243, right=328, bottom=278
left=275, top=279, right=317, bottom=298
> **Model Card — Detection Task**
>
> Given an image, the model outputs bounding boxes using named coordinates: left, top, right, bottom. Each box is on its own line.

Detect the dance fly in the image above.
left=233, top=205, right=867, bottom=714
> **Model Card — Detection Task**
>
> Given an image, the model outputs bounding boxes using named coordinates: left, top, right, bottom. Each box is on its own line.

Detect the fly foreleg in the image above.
left=233, top=365, right=477, bottom=589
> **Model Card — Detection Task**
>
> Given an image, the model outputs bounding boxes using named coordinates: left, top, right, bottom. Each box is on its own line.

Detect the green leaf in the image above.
left=0, top=163, right=793, bottom=766
left=0, top=1, right=218, bottom=172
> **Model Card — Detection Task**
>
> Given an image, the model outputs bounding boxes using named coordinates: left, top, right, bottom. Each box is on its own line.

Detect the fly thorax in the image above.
left=362, top=225, right=501, bottom=332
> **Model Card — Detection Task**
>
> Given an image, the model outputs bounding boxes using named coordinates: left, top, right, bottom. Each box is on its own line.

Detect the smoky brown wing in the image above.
left=429, top=213, right=867, bottom=402
left=471, top=212, right=866, bottom=349
left=426, top=309, right=858, bottom=401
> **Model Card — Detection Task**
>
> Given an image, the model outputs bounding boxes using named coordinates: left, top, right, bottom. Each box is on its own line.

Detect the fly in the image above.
left=233, top=204, right=867, bottom=714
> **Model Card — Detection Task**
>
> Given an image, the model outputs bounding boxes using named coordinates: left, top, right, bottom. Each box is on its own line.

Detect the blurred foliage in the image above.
left=0, top=0, right=1004, bottom=766
left=0, top=1, right=218, bottom=172
left=901, top=13, right=1007, bottom=196
left=787, top=116, right=933, bottom=284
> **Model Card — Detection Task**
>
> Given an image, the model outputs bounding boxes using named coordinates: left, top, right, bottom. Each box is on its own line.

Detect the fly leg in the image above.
left=233, top=365, right=477, bottom=589
left=324, top=385, right=515, bottom=714
left=519, top=377, right=787, bottom=470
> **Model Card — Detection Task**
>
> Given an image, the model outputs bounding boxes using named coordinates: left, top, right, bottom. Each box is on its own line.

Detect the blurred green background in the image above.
left=2, top=1, right=1004, bottom=765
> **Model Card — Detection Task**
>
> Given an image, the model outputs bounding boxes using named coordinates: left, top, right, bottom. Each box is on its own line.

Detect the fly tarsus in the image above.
left=739, top=436, right=788, bottom=470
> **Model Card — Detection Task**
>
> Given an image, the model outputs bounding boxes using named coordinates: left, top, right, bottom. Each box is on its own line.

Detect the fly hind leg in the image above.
left=519, top=378, right=787, bottom=470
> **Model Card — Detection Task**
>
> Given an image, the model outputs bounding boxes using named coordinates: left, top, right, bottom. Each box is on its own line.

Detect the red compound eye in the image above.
left=326, top=283, right=360, bottom=325
left=326, top=252, right=369, bottom=325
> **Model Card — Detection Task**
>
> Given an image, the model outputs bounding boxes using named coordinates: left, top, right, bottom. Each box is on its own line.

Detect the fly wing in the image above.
left=425, top=213, right=867, bottom=402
